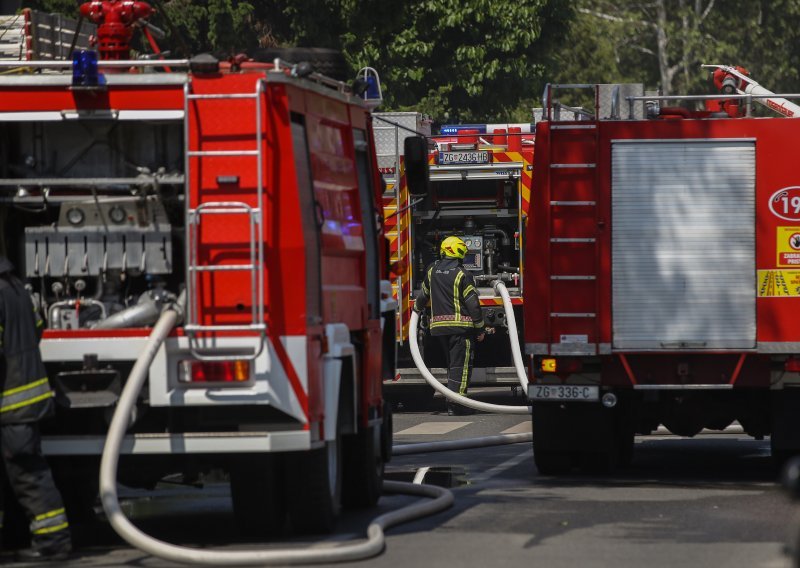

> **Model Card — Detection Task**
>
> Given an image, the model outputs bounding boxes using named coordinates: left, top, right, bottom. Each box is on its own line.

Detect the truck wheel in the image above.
left=230, top=455, right=286, bottom=538
left=381, top=400, right=393, bottom=463
left=286, top=436, right=342, bottom=533
left=342, top=425, right=383, bottom=508
left=580, top=448, right=617, bottom=474
left=533, top=449, right=573, bottom=475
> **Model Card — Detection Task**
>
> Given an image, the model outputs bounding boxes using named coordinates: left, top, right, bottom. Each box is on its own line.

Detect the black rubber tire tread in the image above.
left=579, top=450, right=617, bottom=475
left=382, top=400, right=393, bottom=463
left=249, top=47, right=348, bottom=81
left=342, top=425, right=383, bottom=509
left=533, top=449, right=573, bottom=475
left=286, top=441, right=342, bottom=534
left=230, top=455, right=286, bottom=538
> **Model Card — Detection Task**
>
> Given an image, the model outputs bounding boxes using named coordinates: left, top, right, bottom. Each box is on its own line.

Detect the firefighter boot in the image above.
left=15, top=545, right=72, bottom=563
left=446, top=402, right=476, bottom=416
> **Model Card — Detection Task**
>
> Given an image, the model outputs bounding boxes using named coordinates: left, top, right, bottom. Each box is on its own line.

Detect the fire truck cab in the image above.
left=376, top=113, right=534, bottom=386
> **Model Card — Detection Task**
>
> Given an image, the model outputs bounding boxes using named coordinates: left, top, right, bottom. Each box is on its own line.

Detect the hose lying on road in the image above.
left=99, top=304, right=458, bottom=565
left=393, top=432, right=533, bottom=456
left=409, top=307, right=530, bottom=415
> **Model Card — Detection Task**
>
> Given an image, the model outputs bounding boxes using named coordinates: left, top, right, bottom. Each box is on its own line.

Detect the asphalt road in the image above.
left=1, top=387, right=797, bottom=568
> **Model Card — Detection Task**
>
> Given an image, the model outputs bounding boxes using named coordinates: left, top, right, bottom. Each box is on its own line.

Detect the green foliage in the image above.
left=337, top=0, right=574, bottom=122
left=21, top=1, right=79, bottom=17
left=558, top=0, right=800, bottom=101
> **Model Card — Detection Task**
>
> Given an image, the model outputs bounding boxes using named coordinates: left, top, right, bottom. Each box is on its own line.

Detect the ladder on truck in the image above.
left=183, top=80, right=267, bottom=360
left=544, top=84, right=602, bottom=356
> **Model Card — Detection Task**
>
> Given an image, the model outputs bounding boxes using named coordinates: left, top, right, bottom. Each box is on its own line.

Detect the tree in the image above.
left=341, top=0, right=574, bottom=122
left=255, top=0, right=574, bottom=122
left=560, top=0, right=800, bottom=101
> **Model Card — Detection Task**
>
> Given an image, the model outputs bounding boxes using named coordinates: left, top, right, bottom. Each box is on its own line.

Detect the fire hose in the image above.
left=99, top=297, right=531, bottom=565
left=408, top=280, right=531, bottom=415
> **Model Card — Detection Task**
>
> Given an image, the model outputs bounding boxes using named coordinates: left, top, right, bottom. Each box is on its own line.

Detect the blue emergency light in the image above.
left=365, top=75, right=380, bottom=101
left=356, top=66, right=383, bottom=109
left=440, top=124, right=487, bottom=135
left=72, top=49, right=100, bottom=86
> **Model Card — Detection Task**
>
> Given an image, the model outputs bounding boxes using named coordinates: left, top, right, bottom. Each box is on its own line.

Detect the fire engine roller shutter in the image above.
left=611, top=140, right=755, bottom=350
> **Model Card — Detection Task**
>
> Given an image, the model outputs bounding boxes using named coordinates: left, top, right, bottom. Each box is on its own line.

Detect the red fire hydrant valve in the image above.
left=79, top=0, right=154, bottom=60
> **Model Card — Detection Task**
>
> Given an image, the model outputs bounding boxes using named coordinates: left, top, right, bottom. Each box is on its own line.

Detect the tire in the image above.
left=286, top=436, right=342, bottom=534
left=381, top=400, right=393, bottom=464
left=230, top=455, right=286, bottom=538
left=249, top=47, right=348, bottom=81
left=342, top=425, right=383, bottom=509
left=579, top=449, right=617, bottom=475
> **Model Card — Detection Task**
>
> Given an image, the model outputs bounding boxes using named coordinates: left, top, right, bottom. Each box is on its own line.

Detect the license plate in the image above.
left=529, top=384, right=599, bottom=402
left=438, top=150, right=490, bottom=165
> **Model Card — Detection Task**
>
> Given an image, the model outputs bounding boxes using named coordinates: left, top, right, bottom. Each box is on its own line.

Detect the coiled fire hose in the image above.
left=98, top=302, right=456, bottom=565
left=408, top=280, right=531, bottom=415
left=99, top=292, right=532, bottom=564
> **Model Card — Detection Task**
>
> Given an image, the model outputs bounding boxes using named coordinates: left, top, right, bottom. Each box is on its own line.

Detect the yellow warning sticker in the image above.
left=777, top=227, right=800, bottom=267
left=758, top=270, right=800, bottom=297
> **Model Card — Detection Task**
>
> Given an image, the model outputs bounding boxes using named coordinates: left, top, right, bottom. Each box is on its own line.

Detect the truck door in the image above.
left=611, top=140, right=756, bottom=350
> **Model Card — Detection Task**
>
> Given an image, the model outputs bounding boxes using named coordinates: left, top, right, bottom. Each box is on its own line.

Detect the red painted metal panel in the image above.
left=0, top=87, right=183, bottom=112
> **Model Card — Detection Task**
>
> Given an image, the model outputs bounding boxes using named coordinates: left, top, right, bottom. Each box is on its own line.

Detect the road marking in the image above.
left=501, top=421, right=532, bottom=434
left=413, top=466, right=431, bottom=484
left=471, top=447, right=532, bottom=484
left=394, top=422, right=471, bottom=435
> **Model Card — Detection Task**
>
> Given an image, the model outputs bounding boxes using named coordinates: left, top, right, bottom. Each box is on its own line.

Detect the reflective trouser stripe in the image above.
left=459, top=339, right=471, bottom=396
left=0, top=378, right=54, bottom=414
left=31, top=507, right=69, bottom=535
left=430, top=320, right=475, bottom=329
left=453, top=272, right=463, bottom=321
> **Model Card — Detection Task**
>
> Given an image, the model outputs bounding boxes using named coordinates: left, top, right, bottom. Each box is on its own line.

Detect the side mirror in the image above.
left=404, top=136, right=429, bottom=197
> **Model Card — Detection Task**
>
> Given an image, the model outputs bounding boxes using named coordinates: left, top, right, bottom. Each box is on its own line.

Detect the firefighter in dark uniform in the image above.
left=0, top=256, right=72, bottom=561
left=414, top=236, right=487, bottom=416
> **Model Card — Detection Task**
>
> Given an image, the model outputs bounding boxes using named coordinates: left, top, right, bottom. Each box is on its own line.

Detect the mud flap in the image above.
left=531, top=401, right=616, bottom=454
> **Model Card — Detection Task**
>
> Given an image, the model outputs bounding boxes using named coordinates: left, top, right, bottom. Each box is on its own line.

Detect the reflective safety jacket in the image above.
left=414, top=258, right=484, bottom=336
left=0, top=257, right=53, bottom=424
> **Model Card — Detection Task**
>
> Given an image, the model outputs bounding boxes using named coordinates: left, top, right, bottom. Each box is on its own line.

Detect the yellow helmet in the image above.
left=440, top=236, right=468, bottom=259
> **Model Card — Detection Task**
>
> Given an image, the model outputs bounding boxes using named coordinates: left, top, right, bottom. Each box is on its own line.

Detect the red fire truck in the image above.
left=0, top=1, right=394, bottom=536
left=375, top=113, right=534, bottom=386
left=526, top=78, right=800, bottom=473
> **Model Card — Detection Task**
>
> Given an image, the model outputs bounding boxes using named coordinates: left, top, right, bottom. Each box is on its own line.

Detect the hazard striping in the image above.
left=501, top=421, right=532, bottom=435
left=394, top=422, right=471, bottom=435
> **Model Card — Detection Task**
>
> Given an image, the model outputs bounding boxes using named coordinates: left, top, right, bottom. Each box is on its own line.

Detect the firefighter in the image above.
left=413, top=236, right=488, bottom=416
left=0, top=256, right=72, bottom=561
